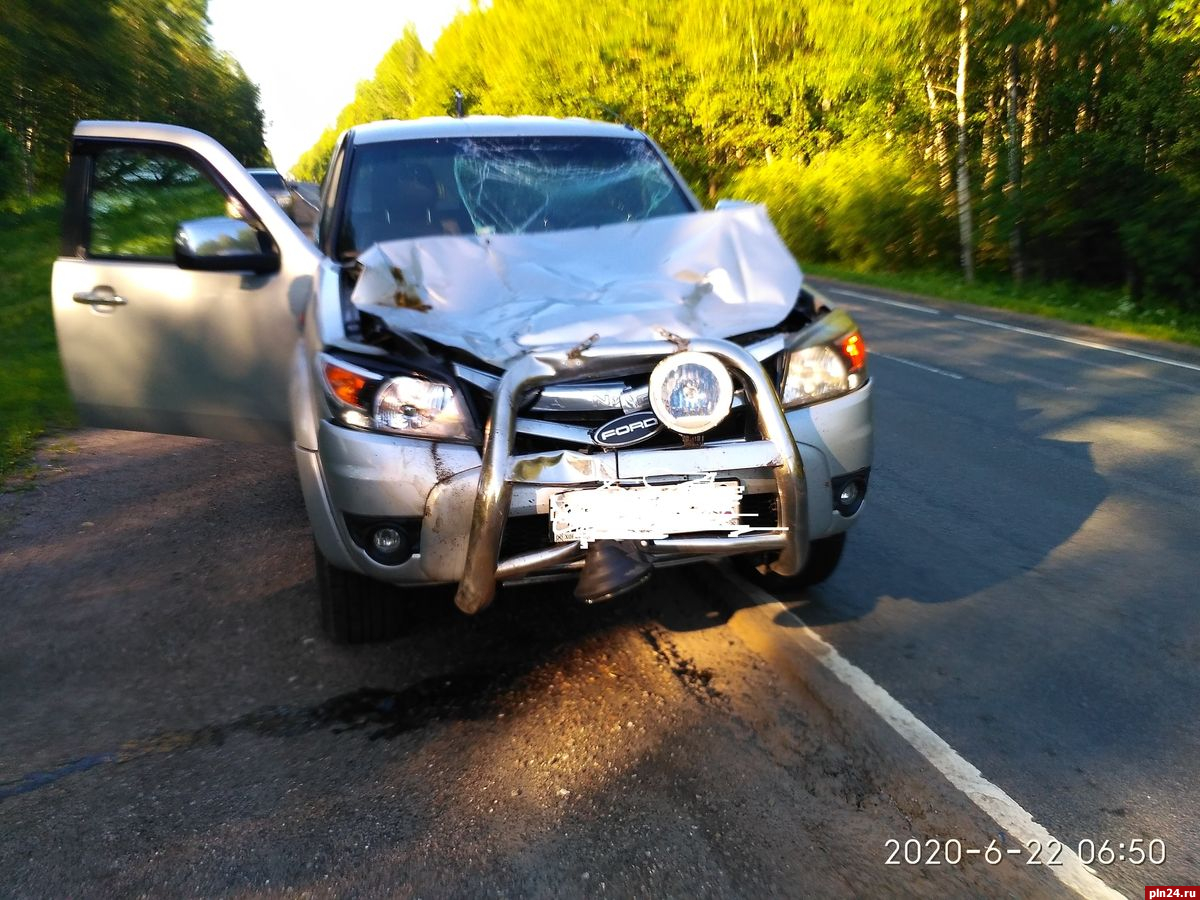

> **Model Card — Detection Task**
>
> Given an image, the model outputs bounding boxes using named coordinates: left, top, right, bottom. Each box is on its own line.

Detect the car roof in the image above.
left=246, top=167, right=281, bottom=175
left=349, top=115, right=643, bottom=144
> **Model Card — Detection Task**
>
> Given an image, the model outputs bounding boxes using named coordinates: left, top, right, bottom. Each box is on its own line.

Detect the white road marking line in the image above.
left=941, top=325, right=1200, bottom=393
left=954, top=314, right=1200, bottom=374
left=1011, top=373, right=1075, bottom=392
left=875, top=352, right=965, bottom=380
left=722, top=570, right=1128, bottom=900
left=986, top=364, right=1077, bottom=392
left=828, top=288, right=942, bottom=315
left=825, top=282, right=1200, bottom=377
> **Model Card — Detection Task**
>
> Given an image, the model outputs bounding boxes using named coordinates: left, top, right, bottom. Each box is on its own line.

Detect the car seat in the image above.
left=345, top=162, right=441, bottom=252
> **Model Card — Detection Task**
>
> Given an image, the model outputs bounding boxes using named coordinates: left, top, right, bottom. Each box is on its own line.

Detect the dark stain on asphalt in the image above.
left=315, top=671, right=502, bottom=739
left=640, top=626, right=722, bottom=704
left=0, top=753, right=119, bottom=801
left=0, top=668, right=509, bottom=802
left=0, top=576, right=655, bottom=805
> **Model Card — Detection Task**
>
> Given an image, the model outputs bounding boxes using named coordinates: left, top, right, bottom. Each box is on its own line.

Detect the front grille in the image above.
left=462, top=375, right=762, bottom=454
left=499, top=514, right=553, bottom=558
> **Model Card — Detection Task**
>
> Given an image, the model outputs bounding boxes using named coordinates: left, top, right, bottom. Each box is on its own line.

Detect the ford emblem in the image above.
left=592, top=411, right=663, bottom=448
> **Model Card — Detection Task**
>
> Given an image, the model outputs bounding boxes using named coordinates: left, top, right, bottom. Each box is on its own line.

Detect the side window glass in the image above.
left=89, top=146, right=229, bottom=260
left=317, top=142, right=345, bottom=252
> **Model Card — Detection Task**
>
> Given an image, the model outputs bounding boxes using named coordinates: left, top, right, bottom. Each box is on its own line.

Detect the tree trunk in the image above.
left=1126, top=259, right=1144, bottom=304
left=956, top=0, right=975, bottom=283
left=14, top=77, right=35, bottom=197
left=22, top=121, right=35, bottom=197
left=1006, top=35, right=1025, bottom=285
left=1024, top=35, right=1043, bottom=153
left=982, top=94, right=998, bottom=191
left=923, top=63, right=953, bottom=193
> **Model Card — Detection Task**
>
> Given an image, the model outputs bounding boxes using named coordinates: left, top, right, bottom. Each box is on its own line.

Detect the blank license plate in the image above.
left=549, top=479, right=743, bottom=544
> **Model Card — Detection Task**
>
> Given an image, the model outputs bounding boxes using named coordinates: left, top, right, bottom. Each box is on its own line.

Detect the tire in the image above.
left=735, top=532, right=847, bottom=589
left=314, top=543, right=410, bottom=644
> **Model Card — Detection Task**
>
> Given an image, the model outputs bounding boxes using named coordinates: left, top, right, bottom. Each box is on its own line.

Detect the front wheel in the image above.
left=314, top=544, right=410, bottom=644
left=736, top=532, right=847, bottom=590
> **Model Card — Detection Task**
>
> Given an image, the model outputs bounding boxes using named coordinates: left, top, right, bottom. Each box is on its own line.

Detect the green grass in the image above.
left=805, top=263, right=1200, bottom=348
left=92, top=181, right=226, bottom=258
left=0, top=195, right=75, bottom=481
left=0, top=181, right=223, bottom=482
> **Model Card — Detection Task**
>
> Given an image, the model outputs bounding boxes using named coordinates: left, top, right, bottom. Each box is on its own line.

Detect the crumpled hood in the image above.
left=349, top=204, right=802, bottom=369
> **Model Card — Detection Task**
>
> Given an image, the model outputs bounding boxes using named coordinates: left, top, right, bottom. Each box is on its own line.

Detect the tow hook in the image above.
left=573, top=540, right=653, bottom=603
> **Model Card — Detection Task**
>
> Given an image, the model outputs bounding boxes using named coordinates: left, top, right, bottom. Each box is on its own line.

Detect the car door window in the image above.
left=88, top=146, right=229, bottom=260
left=317, top=140, right=346, bottom=253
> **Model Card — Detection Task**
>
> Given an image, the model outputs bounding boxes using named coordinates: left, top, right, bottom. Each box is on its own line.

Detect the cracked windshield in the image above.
left=339, top=137, right=690, bottom=256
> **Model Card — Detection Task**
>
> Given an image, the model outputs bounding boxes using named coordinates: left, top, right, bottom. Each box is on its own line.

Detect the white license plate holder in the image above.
left=549, top=479, right=743, bottom=545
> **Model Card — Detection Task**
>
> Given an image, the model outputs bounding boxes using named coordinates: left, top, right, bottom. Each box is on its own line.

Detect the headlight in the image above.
left=780, top=309, right=868, bottom=408
left=318, top=353, right=474, bottom=441
left=649, top=351, right=734, bottom=435
left=373, top=376, right=472, bottom=439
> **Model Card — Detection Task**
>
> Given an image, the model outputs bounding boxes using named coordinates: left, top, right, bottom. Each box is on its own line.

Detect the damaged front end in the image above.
left=454, top=334, right=809, bottom=613
left=318, top=204, right=869, bottom=613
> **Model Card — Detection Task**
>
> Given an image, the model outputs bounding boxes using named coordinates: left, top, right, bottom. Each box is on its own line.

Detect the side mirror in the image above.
left=174, top=216, right=280, bottom=275
left=714, top=198, right=757, bottom=211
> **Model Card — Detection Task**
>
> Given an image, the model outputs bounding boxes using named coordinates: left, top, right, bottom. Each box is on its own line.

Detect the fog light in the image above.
left=831, top=469, right=870, bottom=517
left=345, top=515, right=419, bottom=565
left=372, top=526, right=405, bottom=554
left=366, top=524, right=412, bottom=564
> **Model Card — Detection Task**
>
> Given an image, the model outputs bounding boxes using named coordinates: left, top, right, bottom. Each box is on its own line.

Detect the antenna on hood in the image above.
left=585, top=98, right=632, bottom=129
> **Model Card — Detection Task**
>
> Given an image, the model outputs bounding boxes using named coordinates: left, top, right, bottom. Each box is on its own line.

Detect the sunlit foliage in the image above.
left=0, top=0, right=268, bottom=197
left=297, top=0, right=1200, bottom=308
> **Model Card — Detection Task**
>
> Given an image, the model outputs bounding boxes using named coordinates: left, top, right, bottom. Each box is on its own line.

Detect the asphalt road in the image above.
left=2, top=280, right=1198, bottom=897
left=287, top=182, right=320, bottom=241
left=0, top=433, right=1059, bottom=897
left=800, top=277, right=1200, bottom=896
left=291, top=181, right=321, bottom=210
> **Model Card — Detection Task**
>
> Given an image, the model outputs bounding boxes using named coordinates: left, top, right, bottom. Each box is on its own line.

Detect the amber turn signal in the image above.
left=322, top=361, right=371, bottom=409
left=840, top=331, right=867, bottom=372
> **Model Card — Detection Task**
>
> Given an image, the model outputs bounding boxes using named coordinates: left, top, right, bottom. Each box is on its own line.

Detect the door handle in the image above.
left=73, top=286, right=127, bottom=307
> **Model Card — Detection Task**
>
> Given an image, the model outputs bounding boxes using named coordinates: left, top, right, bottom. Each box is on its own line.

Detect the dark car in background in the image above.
left=247, top=167, right=294, bottom=213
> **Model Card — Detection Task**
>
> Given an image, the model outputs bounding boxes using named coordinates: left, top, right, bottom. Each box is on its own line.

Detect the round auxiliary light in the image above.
left=649, top=351, right=735, bottom=436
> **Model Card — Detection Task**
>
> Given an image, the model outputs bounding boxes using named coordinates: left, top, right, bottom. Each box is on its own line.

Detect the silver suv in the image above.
left=52, top=117, right=873, bottom=642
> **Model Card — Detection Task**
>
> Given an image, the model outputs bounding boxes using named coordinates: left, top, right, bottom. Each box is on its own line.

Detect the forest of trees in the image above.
left=0, top=0, right=268, bottom=198
left=295, top=0, right=1200, bottom=307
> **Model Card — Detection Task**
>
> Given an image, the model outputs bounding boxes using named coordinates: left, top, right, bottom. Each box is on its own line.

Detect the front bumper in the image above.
left=299, top=344, right=873, bottom=609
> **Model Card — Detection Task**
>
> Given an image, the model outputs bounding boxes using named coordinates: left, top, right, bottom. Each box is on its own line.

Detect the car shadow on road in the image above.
left=768, top=368, right=1120, bottom=626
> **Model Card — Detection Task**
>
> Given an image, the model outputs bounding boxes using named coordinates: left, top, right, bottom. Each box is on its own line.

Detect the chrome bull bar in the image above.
left=453, top=337, right=808, bottom=614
